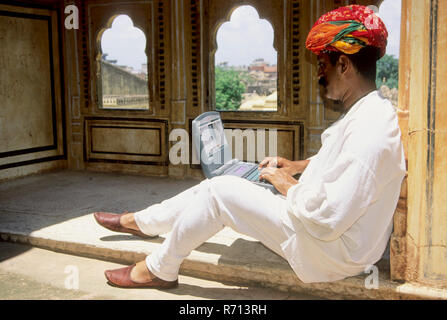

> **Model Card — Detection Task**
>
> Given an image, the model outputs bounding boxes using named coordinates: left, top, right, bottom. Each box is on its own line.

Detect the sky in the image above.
left=215, top=5, right=277, bottom=66
left=101, top=15, right=147, bottom=71
left=101, top=0, right=401, bottom=70
left=378, top=0, right=402, bottom=58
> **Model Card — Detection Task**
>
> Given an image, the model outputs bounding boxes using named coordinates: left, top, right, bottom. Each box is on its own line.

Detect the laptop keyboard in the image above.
left=214, top=161, right=265, bottom=183
left=245, top=167, right=261, bottom=181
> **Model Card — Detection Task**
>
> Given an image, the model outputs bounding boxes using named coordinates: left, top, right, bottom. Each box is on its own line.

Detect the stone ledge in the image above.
left=1, top=226, right=446, bottom=300
left=0, top=170, right=446, bottom=300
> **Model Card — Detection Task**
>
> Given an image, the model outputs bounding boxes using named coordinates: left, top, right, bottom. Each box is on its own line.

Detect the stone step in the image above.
left=0, top=241, right=318, bottom=300
left=0, top=170, right=446, bottom=300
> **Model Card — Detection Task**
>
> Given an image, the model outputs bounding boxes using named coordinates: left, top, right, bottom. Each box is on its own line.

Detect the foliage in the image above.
left=376, top=54, right=399, bottom=89
left=215, top=66, right=246, bottom=111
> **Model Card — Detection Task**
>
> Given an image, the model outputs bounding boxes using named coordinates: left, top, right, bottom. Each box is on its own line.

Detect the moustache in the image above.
left=318, top=77, right=328, bottom=87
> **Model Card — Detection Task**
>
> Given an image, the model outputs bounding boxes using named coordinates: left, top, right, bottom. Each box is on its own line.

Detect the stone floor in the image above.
left=0, top=170, right=446, bottom=300
left=0, top=242, right=321, bottom=300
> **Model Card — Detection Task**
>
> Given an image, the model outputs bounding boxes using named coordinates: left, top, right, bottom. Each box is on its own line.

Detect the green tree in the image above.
left=215, top=66, right=246, bottom=111
left=376, top=54, right=399, bottom=89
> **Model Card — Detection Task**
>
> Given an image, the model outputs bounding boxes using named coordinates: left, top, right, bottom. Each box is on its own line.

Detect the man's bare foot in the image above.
left=130, top=260, right=156, bottom=283
left=119, top=212, right=140, bottom=231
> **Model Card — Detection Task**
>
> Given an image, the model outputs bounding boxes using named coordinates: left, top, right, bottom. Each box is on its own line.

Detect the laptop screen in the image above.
left=200, top=119, right=224, bottom=157
left=192, top=111, right=233, bottom=177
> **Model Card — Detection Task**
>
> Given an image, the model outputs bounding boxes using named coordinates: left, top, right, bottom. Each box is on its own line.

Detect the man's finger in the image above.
left=259, top=172, right=274, bottom=183
left=258, top=158, right=272, bottom=168
left=260, top=167, right=275, bottom=175
left=267, top=158, right=278, bottom=168
left=259, top=173, right=268, bottom=182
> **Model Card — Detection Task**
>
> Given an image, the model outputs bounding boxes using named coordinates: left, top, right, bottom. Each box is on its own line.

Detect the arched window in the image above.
left=98, top=15, right=149, bottom=110
left=376, top=0, right=401, bottom=106
left=214, top=5, right=277, bottom=112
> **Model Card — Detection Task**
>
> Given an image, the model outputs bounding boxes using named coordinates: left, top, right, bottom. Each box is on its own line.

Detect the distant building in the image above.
left=217, top=61, right=229, bottom=69
left=214, top=58, right=278, bottom=109
left=100, top=59, right=149, bottom=109
left=102, top=53, right=117, bottom=65
left=248, top=58, right=277, bottom=74
left=245, top=58, right=277, bottom=96
left=239, top=91, right=277, bottom=111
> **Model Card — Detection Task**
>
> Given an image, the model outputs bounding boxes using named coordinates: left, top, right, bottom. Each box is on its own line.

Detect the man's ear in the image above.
left=338, top=55, right=350, bottom=74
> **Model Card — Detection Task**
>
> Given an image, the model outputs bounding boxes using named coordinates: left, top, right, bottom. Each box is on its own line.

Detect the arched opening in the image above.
left=213, top=5, right=277, bottom=112
left=98, top=15, right=149, bottom=110
left=376, top=0, right=401, bottom=107
left=374, top=0, right=408, bottom=282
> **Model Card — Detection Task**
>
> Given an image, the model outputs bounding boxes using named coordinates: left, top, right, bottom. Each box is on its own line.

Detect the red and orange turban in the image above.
left=305, top=5, right=388, bottom=58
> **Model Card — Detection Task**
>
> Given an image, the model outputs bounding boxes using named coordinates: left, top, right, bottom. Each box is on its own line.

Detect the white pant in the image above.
left=134, top=175, right=292, bottom=282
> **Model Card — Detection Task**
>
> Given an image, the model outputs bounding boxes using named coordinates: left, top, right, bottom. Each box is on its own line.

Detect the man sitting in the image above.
left=94, top=5, right=406, bottom=288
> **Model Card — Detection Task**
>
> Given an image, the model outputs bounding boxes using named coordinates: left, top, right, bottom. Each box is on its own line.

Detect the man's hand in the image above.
left=259, top=167, right=298, bottom=196
left=259, top=156, right=288, bottom=168
left=259, top=156, right=310, bottom=176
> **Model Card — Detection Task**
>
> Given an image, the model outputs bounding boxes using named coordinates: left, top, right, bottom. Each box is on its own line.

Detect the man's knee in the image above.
left=209, top=175, right=242, bottom=189
left=208, top=175, right=254, bottom=203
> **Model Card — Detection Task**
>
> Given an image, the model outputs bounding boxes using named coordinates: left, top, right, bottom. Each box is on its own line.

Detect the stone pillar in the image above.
left=390, top=0, right=410, bottom=282
left=170, top=0, right=188, bottom=126
left=168, top=0, right=189, bottom=178
left=63, top=0, right=85, bottom=171
left=402, top=0, right=447, bottom=287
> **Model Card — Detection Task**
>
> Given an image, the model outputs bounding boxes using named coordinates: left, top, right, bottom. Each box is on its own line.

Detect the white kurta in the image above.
left=135, top=90, right=406, bottom=284
left=280, top=90, right=406, bottom=283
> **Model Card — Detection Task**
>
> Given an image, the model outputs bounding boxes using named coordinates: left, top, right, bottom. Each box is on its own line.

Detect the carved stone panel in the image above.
left=84, top=117, right=168, bottom=166
left=0, top=4, right=65, bottom=177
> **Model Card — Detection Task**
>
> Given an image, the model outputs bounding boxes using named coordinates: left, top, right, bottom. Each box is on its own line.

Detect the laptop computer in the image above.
left=192, top=111, right=278, bottom=194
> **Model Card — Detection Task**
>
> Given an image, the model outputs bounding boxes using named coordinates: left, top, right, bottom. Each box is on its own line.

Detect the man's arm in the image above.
left=258, top=157, right=310, bottom=176
left=287, top=159, right=310, bottom=176
left=287, top=154, right=378, bottom=242
left=259, top=167, right=298, bottom=196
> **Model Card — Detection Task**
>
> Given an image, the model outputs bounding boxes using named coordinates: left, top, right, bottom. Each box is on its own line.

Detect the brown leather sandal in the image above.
left=105, top=264, right=178, bottom=289
left=93, top=212, right=158, bottom=239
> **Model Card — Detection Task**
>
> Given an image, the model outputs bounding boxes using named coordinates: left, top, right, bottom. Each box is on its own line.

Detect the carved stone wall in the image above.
left=63, top=0, right=316, bottom=178
left=0, top=3, right=66, bottom=181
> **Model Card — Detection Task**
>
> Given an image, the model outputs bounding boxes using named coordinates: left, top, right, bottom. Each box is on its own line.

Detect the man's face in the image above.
left=317, top=53, right=342, bottom=102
